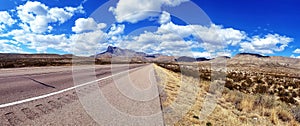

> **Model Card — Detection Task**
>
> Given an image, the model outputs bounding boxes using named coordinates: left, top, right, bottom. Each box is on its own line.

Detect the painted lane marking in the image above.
left=0, top=66, right=143, bottom=108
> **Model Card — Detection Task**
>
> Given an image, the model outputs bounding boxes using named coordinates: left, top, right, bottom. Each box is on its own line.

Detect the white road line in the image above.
left=0, top=66, right=143, bottom=108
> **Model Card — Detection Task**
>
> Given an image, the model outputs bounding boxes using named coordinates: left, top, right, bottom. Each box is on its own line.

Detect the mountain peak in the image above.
left=106, top=46, right=119, bottom=53
left=98, top=46, right=147, bottom=57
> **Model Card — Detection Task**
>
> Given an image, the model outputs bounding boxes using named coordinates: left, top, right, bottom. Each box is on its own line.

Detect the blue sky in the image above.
left=0, top=0, right=299, bottom=58
left=196, top=0, right=300, bottom=57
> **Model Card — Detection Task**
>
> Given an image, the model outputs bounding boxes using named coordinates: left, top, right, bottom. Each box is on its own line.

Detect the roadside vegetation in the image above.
left=155, top=63, right=300, bottom=125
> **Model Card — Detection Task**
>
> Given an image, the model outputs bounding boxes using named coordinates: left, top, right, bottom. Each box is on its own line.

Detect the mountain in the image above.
left=96, top=46, right=147, bottom=58
left=95, top=46, right=150, bottom=63
left=175, top=56, right=210, bottom=62
left=96, top=46, right=215, bottom=63
left=95, top=46, right=297, bottom=65
left=96, top=46, right=176, bottom=63
left=175, top=56, right=198, bottom=62
left=2, top=46, right=298, bottom=68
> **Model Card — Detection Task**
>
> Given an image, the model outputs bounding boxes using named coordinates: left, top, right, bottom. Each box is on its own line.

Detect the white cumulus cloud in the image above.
left=28, top=15, right=49, bottom=33
left=291, top=55, right=300, bottom=59
left=239, top=34, right=293, bottom=54
left=13, top=33, right=69, bottom=52
left=70, top=30, right=108, bottom=55
left=0, top=43, right=23, bottom=53
left=17, top=1, right=84, bottom=33
left=159, top=11, right=171, bottom=24
left=116, top=30, right=194, bottom=56
left=115, top=22, right=245, bottom=56
left=192, top=52, right=211, bottom=59
left=0, top=39, right=24, bottom=53
left=109, top=0, right=188, bottom=23
left=0, top=1, right=112, bottom=55
left=48, top=7, right=74, bottom=24
left=72, top=18, right=107, bottom=33
left=8, top=28, right=108, bottom=55
left=108, top=24, right=125, bottom=36
left=293, top=48, right=300, bottom=54
left=0, top=11, right=16, bottom=31
left=157, top=22, right=246, bottom=52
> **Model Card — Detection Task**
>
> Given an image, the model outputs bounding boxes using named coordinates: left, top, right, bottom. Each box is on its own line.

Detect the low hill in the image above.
left=0, top=53, right=75, bottom=68
left=228, top=53, right=300, bottom=69
left=0, top=53, right=74, bottom=59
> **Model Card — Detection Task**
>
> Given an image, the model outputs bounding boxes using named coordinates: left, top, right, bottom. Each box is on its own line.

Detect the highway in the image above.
left=0, top=64, right=164, bottom=125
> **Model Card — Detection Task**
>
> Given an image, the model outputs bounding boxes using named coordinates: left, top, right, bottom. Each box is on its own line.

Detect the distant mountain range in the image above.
left=95, top=46, right=172, bottom=63
left=94, top=46, right=300, bottom=69
left=95, top=46, right=210, bottom=63
left=97, top=46, right=148, bottom=57
left=0, top=46, right=299, bottom=68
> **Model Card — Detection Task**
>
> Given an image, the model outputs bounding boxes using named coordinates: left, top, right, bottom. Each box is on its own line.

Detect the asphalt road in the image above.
left=0, top=64, right=164, bottom=126
left=0, top=64, right=143, bottom=104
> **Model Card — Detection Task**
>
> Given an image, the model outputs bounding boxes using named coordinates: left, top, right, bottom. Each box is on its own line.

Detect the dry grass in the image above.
left=154, top=65, right=181, bottom=107
left=238, top=95, right=255, bottom=112
left=270, top=108, right=279, bottom=125
left=223, top=90, right=243, bottom=104
left=157, top=62, right=300, bottom=105
left=154, top=64, right=300, bottom=126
